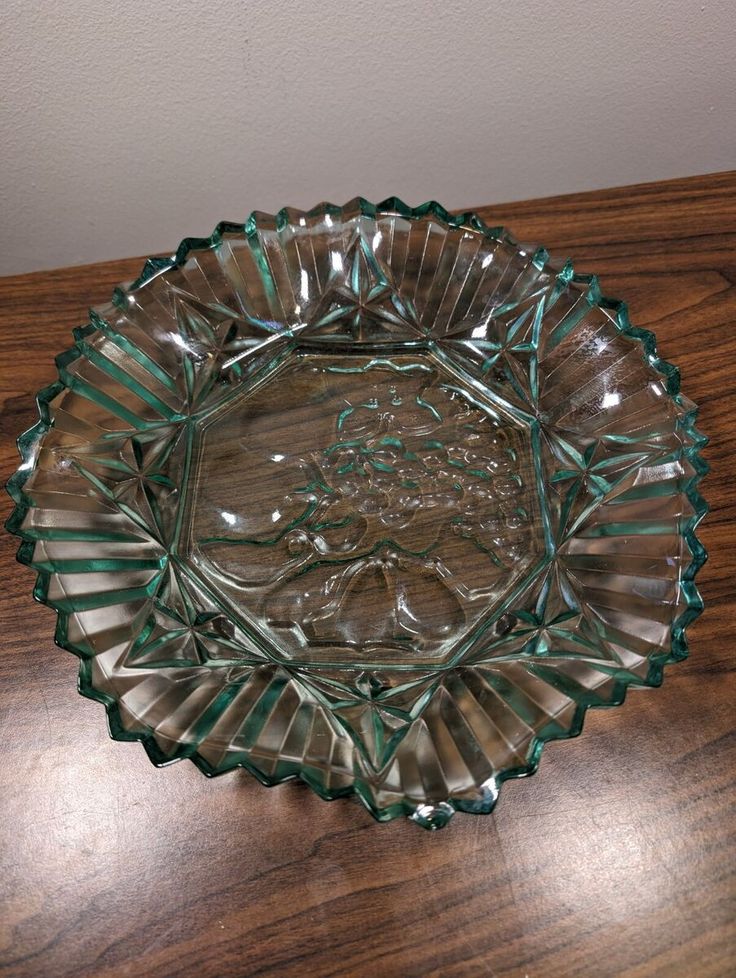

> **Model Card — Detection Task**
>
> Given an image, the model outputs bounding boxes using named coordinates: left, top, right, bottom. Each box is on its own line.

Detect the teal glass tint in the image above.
left=6, top=199, right=708, bottom=829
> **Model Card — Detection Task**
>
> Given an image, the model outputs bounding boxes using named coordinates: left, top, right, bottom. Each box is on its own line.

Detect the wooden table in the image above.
left=1, top=172, right=734, bottom=978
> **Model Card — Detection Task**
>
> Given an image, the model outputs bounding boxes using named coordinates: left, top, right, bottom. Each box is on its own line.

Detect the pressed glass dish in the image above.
left=7, top=198, right=707, bottom=829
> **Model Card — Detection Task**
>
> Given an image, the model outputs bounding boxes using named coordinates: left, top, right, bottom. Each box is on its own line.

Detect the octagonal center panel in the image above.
left=183, top=351, right=544, bottom=667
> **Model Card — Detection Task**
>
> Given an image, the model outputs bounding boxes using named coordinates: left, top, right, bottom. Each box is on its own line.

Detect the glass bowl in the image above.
left=6, top=198, right=708, bottom=829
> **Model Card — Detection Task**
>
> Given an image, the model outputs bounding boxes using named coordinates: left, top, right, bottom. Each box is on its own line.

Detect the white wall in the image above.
left=1, top=0, right=734, bottom=275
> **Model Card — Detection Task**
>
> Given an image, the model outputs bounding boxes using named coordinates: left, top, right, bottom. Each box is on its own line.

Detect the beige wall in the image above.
left=1, top=0, right=734, bottom=275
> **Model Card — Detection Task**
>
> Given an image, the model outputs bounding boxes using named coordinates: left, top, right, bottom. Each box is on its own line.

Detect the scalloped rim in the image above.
left=5, top=196, right=709, bottom=829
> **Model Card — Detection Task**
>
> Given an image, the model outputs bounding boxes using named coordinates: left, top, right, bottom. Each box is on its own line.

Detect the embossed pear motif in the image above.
left=188, top=355, right=542, bottom=666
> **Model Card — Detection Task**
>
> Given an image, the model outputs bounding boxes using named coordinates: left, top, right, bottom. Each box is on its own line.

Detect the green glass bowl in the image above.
left=6, top=198, right=708, bottom=829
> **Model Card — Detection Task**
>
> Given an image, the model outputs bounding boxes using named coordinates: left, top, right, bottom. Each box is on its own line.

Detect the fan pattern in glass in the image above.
left=7, top=199, right=707, bottom=829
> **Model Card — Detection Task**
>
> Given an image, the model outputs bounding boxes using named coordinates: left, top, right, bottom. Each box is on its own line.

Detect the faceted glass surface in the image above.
left=7, top=199, right=707, bottom=829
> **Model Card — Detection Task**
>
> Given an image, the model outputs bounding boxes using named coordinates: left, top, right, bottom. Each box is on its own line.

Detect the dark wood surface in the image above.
left=1, top=172, right=734, bottom=978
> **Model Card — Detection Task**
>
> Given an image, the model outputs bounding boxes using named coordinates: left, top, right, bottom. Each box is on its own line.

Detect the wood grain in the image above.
left=1, top=172, right=734, bottom=978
